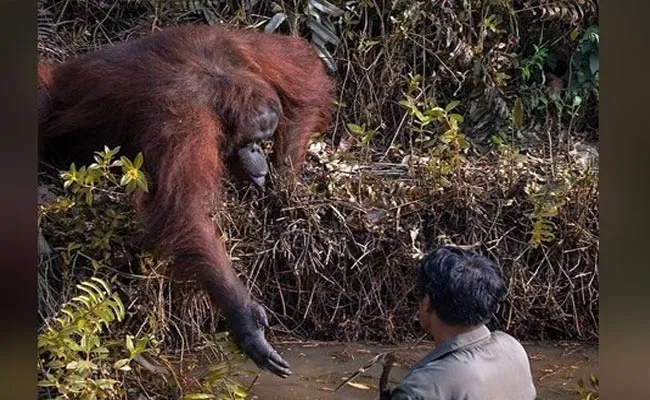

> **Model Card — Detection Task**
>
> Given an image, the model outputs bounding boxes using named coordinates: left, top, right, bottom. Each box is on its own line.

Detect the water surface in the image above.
left=242, top=341, right=598, bottom=400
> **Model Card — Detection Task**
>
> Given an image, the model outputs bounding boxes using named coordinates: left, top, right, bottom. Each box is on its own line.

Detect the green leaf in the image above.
left=424, top=107, right=445, bottom=118
left=449, top=113, right=464, bottom=124
left=48, top=360, right=67, bottom=369
left=136, top=172, right=149, bottom=193
left=120, top=174, right=132, bottom=187
left=570, top=27, right=580, bottom=41
left=95, top=379, right=120, bottom=389
left=76, top=360, right=97, bottom=373
left=490, top=135, right=505, bottom=147
left=90, top=277, right=111, bottom=294
left=456, top=135, right=469, bottom=150
left=113, top=358, right=131, bottom=371
left=133, top=152, right=144, bottom=170
left=439, top=130, right=455, bottom=144
left=413, top=109, right=431, bottom=124
left=91, top=346, right=110, bottom=355
left=539, top=95, right=549, bottom=106
left=126, top=335, right=135, bottom=353
left=573, top=96, right=583, bottom=107
left=399, top=96, right=416, bottom=110
left=110, top=297, right=125, bottom=319
left=445, top=100, right=460, bottom=112
left=78, top=281, right=103, bottom=298
left=120, top=156, right=134, bottom=170
left=134, top=337, right=149, bottom=354
left=346, top=123, right=365, bottom=134
left=84, top=190, right=93, bottom=206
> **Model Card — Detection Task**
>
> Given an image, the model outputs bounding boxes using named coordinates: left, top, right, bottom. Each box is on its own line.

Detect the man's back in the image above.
left=390, top=326, right=537, bottom=400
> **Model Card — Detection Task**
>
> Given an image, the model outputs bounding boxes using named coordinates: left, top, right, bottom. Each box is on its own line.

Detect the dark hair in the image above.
left=416, top=246, right=506, bottom=326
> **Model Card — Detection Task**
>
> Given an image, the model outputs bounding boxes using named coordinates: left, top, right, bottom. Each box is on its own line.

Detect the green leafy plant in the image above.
left=520, top=44, right=554, bottom=85
left=525, top=171, right=571, bottom=248
left=517, top=41, right=559, bottom=120
left=38, top=277, right=129, bottom=400
left=567, top=25, right=599, bottom=102
left=527, top=188, right=566, bottom=248
left=399, top=86, right=470, bottom=186
left=516, top=24, right=599, bottom=135
left=61, top=146, right=148, bottom=207
left=346, top=122, right=377, bottom=147
left=549, top=25, right=599, bottom=137
left=39, top=147, right=145, bottom=270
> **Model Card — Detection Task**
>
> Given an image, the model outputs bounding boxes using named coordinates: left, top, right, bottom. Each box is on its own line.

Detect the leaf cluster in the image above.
left=38, top=277, right=129, bottom=400
left=61, top=146, right=148, bottom=207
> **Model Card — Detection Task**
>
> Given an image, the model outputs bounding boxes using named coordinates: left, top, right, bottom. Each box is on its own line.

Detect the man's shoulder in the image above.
left=491, top=329, right=522, bottom=343
left=390, top=357, right=464, bottom=399
left=490, top=330, right=530, bottom=356
left=407, top=356, right=462, bottom=378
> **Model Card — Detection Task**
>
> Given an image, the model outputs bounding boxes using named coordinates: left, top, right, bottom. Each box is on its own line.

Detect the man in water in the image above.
left=384, top=246, right=537, bottom=400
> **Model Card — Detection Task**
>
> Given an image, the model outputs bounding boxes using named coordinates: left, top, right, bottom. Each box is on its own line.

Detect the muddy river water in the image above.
left=241, top=341, right=598, bottom=400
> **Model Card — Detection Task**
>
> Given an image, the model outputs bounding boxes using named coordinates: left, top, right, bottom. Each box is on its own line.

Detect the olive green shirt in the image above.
left=390, top=325, right=537, bottom=400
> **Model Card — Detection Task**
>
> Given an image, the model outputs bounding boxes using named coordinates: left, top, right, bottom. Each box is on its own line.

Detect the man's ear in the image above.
left=420, top=294, right=434, bottom=312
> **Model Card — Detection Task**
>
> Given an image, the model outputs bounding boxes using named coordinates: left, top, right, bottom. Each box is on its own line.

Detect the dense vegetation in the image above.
left=38, top=0, right=599, bottom=398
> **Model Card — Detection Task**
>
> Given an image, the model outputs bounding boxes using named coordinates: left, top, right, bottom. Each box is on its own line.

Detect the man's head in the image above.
left=416, top=246, right=506, bottom=334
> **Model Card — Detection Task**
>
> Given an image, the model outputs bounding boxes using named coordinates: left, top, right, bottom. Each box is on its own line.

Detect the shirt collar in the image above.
left=410, top=325, right=491, bottom=371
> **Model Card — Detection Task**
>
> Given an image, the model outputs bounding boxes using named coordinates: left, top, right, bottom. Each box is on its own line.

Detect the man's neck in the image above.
left=431, top=323, right=484, bottom=344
